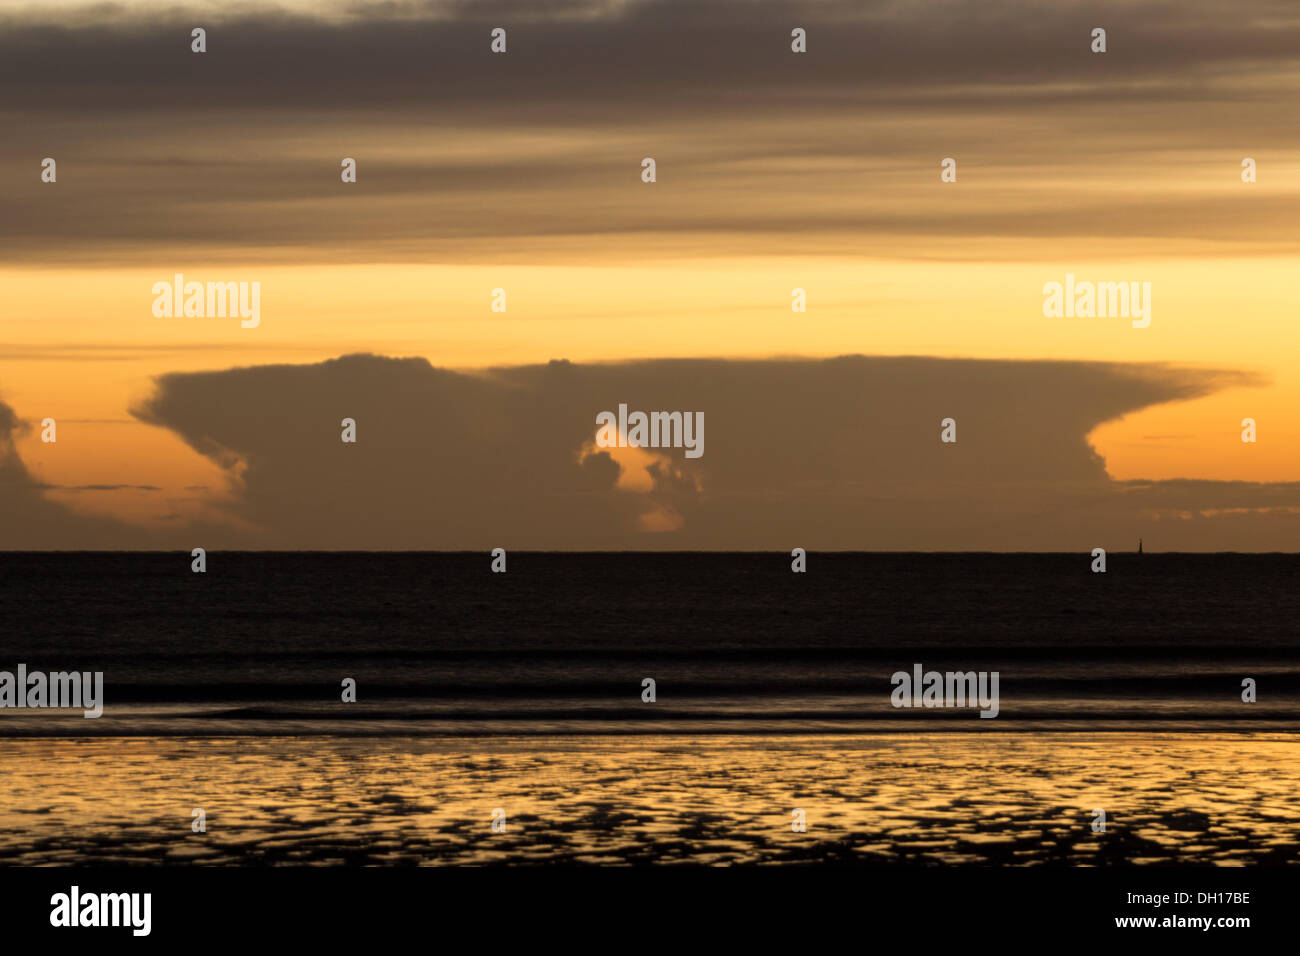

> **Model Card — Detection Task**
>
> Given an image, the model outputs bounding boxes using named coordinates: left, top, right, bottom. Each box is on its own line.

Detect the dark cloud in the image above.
left=2, top=0, right=1297, bottom=262
left=4, top=352, right=1294, bottom=549
left=4, top=1, right=1298, bottom=110
left=109, top=352, right=1299, bottom=550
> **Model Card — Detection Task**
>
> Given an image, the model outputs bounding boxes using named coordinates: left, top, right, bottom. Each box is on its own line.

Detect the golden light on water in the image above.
left=3, top=735, right=1296, bottom=865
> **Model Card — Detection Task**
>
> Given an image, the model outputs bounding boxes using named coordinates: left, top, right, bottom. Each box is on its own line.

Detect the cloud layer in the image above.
left=4, top=0, right=1298, bottom=263
left=0, top=352, right=1250, bottom=549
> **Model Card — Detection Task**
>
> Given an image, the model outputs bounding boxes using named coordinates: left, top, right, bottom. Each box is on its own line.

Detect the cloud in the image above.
left=6, top=1, right=1299, bottom=110
left=107, top=351, right=1300, bottom=550
left=2, top=0, right=1298, bottom=264
left=4, top=352, right=1296, bottom=550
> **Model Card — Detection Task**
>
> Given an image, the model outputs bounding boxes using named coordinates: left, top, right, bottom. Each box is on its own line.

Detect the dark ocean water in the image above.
left=1, top=552, right=1296, bottom=735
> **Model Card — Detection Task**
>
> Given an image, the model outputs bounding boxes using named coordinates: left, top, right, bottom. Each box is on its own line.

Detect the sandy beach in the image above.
left=3, top=733, right=1296, bottom=866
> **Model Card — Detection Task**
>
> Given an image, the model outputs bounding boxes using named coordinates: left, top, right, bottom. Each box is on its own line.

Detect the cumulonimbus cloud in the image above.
left=44, top=351, right=1281, bottom=551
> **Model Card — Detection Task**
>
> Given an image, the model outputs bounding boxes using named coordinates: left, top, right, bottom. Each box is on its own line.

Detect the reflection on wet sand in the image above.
left=1, top=734, right=1296, bottom=865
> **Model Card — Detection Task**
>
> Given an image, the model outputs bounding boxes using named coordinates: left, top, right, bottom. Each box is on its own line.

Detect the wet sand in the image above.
left=1, top=733, right=1297, bottom=865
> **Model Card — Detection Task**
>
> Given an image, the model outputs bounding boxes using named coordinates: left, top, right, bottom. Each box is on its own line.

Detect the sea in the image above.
left=1, top=552, right=1297, bottom=865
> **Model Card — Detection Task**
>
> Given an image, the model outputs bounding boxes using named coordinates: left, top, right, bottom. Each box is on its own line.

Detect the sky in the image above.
left=1, top=0, right=1298, bottom=549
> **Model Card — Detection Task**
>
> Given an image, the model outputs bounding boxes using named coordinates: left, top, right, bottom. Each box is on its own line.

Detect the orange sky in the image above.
left=2, top=0, right=1299, bottom=545
left=5, top=252, right=1297, bottom=528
